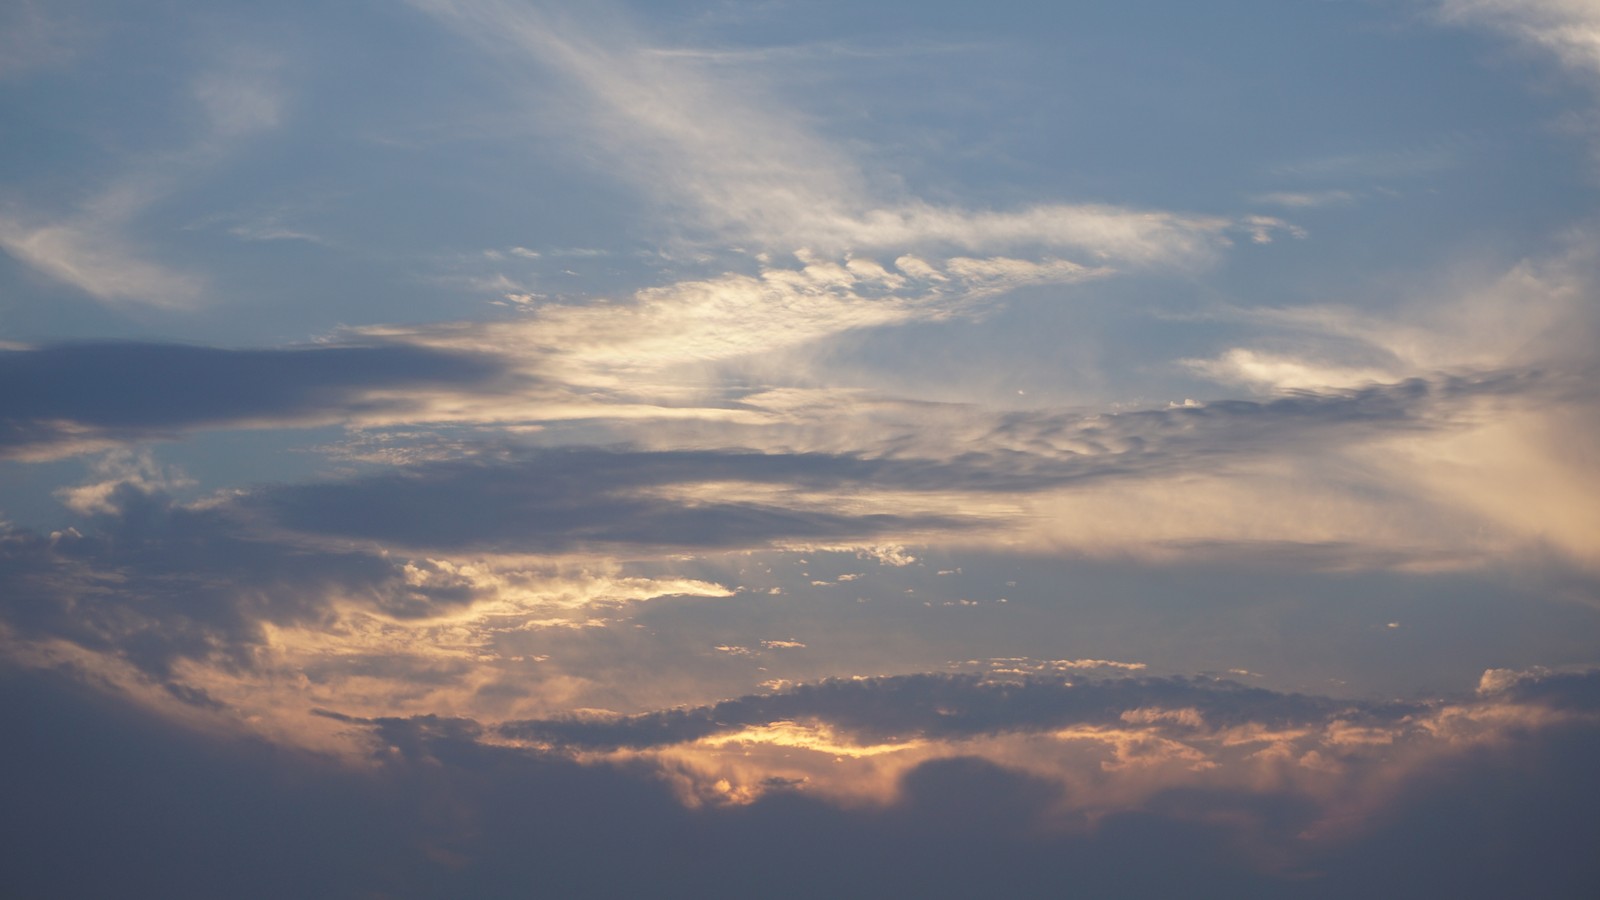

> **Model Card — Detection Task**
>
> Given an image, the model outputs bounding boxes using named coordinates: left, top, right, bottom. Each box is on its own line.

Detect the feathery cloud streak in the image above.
left=407, top=0, right=1284, bottom=261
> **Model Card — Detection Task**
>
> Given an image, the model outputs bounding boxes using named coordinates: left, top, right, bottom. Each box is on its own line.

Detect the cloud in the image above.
left=0, top=0, right=84, bottom=78
left=12, top=377, right=1573, bottom=751
left=358, top=249, right=1111, bottom=414
left=0, top=340, right=505, bottom=459
left=0, top=488, right=421, bottom=679
left=477, top=668, right=1600, bottom=849
left=64, top=351, right=1560, bottom=573
left=496, top=672, right=1361, bottom=752
left=0, top=480, right=757, bottom=746
left=0, top=45, right=288, bottom=307
left=1184, top=347, right=1399, bottom=392
left=407, top=0, right=1276, bottom=262
left=1163, top=239, right=1600, bottom=570
left=12, top=656, right=1568, bottom=890
left=0, top=215, right=205, bottom=309
left=243, top=372, right=1524, bottom=558
left=54, top=449, right=194, bottom=515
left=250, top=447, right=983, bottom=553
left=1437, top=0, right=1600, bottom=81
left=191, top=51, right=286, bottom=140
left=12, top=659, right=1591, bottom=898
left=1184, top=238, right=1599, bottom=393
left=1249, top=190, right=1358, bottom=209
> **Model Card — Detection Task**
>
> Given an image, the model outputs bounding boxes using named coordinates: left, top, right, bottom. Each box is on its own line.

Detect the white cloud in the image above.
left=1184, top=233, right=1599, bottom=394
left=1249, top=190, right=1358, bottom=209
left=357, top=249, right=1107, bottom=413
left=0, top=215, right=204, bottom=308
left=1437, top=0, right=1600, bottom=80
left=1183, top=348, right=1396, bottom=392
left=54, top=450, right=194, bottom=515
left=409, top=0, right=1270, bottom=264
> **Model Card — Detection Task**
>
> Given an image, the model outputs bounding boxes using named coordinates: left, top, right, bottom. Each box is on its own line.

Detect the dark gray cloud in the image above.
left=252, top=447, right=981, bottom=552
left=0, top=366, right=1558, bottom=682
left=0, top=446, right=976, bottom=681
left=495, top=672, right=1397, bottom=750
left=8, top=664, right=1597, bottom=899
left=0, top=485, right=466, bottom=677
left=0, top=340, right=504, bottom=457
left=0, top=447, right=981, bottom=681
left=1486, top=668, right=1600, bottom=710
left=249, top=368, right=1533, bottom=553
left=985, top=368, right=1550, bottom=464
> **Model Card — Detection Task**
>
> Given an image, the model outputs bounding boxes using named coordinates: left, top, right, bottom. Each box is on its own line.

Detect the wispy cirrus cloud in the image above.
left=407, top=0, right=1288, bottom=262
left=1437, top=0, right=1600, bottom=81
left=0, top=213, right=205, bottom=308
left=1248, top=189, right=1358, bottom=209
left=0, top=46, right=287, bottom=307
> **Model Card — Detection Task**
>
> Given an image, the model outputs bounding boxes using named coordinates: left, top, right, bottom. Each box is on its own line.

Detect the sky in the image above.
left=2, top=0, right=1599, bottom=895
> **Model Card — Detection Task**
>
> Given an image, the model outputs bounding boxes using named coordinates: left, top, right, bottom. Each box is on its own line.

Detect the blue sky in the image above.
left=3, top=1, right=1600, bottom=895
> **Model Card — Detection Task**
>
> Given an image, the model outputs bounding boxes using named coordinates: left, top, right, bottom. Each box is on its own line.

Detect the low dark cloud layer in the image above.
left=7, top=664, right=1598, bottom=899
